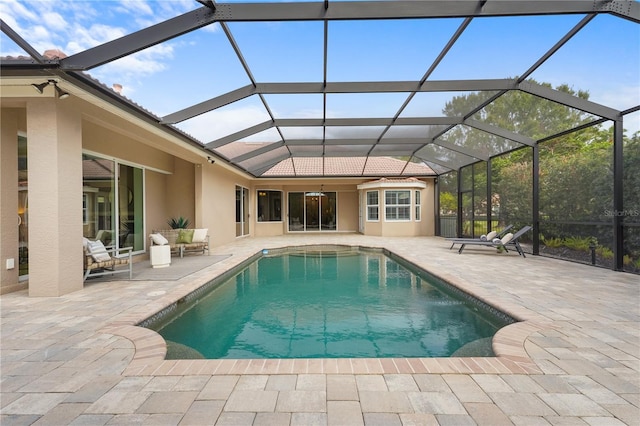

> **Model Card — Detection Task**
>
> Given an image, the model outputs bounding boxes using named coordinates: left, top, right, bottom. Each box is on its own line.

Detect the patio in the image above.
left=1, top=234, right=638, bottom=425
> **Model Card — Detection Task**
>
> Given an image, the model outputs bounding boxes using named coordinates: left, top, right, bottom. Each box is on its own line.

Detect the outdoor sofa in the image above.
left=150, top=228, right=209, bottom=258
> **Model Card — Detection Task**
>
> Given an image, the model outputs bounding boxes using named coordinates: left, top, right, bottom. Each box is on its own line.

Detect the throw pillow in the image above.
left=192, top=228, right=208, bottom=243
left=150, top=233, right=169, bottom=245
left=176, top=229, right=194, bottom=244
left=501, top=233, right=514, bottom=244
left=87, top=240, right=112, bottom=262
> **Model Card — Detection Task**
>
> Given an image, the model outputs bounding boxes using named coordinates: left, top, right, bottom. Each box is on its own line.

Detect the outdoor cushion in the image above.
left=486, top=231, right=497, bottom=240
left=501, top=233, right=514, bottom=244
left=87, top=240, right=111, bottom=262
left=150, top=233, right=169, bottom=245
left=480, top=234, right=487, bottom=241
left=176, top=229, right=194, bottom=244
left=192, top=228, right=208, bottom=243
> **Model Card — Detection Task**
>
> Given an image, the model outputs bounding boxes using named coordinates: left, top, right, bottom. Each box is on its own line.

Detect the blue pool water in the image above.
left=149, top=247, right=512, bottom=359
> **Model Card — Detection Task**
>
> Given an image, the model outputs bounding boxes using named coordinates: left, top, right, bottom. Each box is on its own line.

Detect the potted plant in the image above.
left=167, top=216, right=191, bottom=229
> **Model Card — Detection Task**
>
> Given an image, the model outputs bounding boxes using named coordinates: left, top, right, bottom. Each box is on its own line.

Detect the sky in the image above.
left=1, top=0, right=639, bottom=143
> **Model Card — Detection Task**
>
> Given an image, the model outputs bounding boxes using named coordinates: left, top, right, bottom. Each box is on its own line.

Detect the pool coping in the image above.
left=101, top=244, right=551, bottom=377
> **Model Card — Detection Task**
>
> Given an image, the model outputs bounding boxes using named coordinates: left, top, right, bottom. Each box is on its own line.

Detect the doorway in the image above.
left=236, top=185, right=249, bottom=237
left=288, top=191, right=337, bottom=232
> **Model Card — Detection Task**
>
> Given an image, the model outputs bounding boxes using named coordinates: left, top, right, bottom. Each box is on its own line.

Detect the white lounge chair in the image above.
left=457, top=225, right=532, bottom=256
left=447, top=224, right=514, bottom=250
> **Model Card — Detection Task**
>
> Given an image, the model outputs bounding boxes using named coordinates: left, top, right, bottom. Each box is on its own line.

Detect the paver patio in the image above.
left=1, top=235, right=638, bottom=425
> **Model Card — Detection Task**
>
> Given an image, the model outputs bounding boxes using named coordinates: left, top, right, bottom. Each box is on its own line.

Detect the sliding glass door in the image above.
left=288, top=191, right=337, bottom=232
left=82, top=153, right=144, bottom=253
left=236, top=185, right=249, bottom=237
left=18, top=136, right=28, bottom=279
left=118, top=163, right=144, bottom=252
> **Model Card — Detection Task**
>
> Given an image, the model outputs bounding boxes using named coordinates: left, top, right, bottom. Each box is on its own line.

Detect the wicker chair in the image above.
left=83, top=240, right=133, bottom=281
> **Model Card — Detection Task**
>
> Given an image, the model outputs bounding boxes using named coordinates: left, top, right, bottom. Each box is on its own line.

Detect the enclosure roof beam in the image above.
left=162, top=80, right=516, bottom=124
left=230, top=141, right=286, bottom=163
left=518, top=81, right=620, bottom=120
left=59, top=7, right=218, bottom=70
left=465, top=119, right=537, bottom=147
left=209, top=1, right=639, bottom=22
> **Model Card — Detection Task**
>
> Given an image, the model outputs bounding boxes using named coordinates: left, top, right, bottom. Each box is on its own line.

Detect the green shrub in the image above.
left=623, top=255, right=632, bottom=266
left=563, top=236, right=592, bottom=252
left=541, top=235, right=564, bottom=248
left=596, top=246, right=614, bottom=259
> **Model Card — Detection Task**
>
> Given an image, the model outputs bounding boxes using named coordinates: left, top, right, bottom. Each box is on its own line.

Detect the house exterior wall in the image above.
left=165, top=157, right=195, bottom=228
left=82, top=120, right=175, bottom=173
left=358, top=180, right=435, bottom=238
left=199, top=163, right=252, bottom=246
left=145, top=170, right=169, bottom=234
left=27, top=98, right=84, bottom=296
left=0, top=86, right=436, bottom=295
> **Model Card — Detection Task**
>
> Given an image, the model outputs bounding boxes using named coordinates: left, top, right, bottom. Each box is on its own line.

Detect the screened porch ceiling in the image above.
left=2, top=1, right=639, bottom=178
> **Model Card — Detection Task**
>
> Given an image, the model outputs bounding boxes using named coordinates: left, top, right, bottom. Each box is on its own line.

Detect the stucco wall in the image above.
left=165, top=157, right=195, bottom=228
left=199, top=164, right=252, bottom=247
left=83, top=120, right=174, bottom=173
left=359, top=180, right=435, bottom=237
left=145, top=170, right=169, bottom=234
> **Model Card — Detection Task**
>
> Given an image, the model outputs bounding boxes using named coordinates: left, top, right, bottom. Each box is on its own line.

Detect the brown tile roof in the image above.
left=261, top=155, right=435, bottom=177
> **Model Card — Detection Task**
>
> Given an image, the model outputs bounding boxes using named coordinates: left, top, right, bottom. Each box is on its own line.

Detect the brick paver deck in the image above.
left=1, top=235, right=638, bottom=425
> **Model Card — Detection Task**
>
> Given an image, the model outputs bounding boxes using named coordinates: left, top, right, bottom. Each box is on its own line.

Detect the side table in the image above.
left=150, top=245, right=171, bottom=268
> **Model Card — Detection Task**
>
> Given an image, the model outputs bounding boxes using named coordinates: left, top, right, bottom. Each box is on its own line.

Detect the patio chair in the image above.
left=457, top=225, right=532, bottom=257
left=447, top=224, right=514, bottom=250
left=83, top=238, right=133, bottom=281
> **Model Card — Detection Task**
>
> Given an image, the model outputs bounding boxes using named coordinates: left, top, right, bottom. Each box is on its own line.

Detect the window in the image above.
left=366, top=191, right=379, bottom=221
left=257, top=190, right=282, bottom=222
left=385, top=190, right=411, bottom=221
left=415, top=190, right=421, bottom=221
left=82, top=194, right=88, bottom=224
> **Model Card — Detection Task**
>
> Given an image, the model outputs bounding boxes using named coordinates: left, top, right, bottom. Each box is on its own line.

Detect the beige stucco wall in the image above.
left=359, top=180, right=435, bottom=237
left=199, top=163, right=252, bottom=247
left=82, top=120, right=174, bottom=173
left=145, top=170, right=169, bottom=234
left=27, top=99, right=84, bottom=296
left=84, top=117, right=198, bottom=247
left=165, top=157, right=196, bottom=228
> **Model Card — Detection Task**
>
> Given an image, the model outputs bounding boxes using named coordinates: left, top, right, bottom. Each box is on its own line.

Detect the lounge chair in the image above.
left=457, top=225, right=532, bottom=256
left=447, top=224, right=514, bottom=250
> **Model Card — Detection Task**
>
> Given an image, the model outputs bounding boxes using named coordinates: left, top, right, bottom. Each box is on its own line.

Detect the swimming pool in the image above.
left=146, top=246, right=513, bottom=359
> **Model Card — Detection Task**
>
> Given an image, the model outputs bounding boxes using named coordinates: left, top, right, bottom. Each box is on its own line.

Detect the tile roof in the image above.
left=262, top=156, right=435, bottom=177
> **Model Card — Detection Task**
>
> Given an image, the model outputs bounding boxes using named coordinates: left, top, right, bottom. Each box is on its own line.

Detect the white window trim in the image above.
left=415, top=190, right=421, bottom=222
left=384, top=190, right=412, bottom=222
left=366, top=190, right=379, bottom=222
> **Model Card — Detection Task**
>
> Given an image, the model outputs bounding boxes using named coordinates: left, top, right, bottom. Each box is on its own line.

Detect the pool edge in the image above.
left=103, top=243, right=548, bottom=376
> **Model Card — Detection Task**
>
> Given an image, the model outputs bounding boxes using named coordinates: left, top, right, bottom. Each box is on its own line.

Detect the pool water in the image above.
left=151, top=247, right=511, bottom=359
